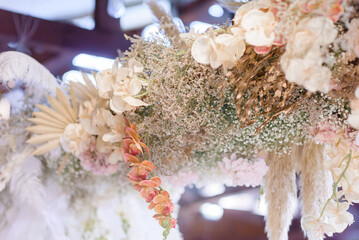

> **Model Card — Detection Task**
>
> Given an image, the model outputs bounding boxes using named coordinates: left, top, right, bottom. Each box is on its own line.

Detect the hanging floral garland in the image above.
left=1, top=0, right=359, bottom=239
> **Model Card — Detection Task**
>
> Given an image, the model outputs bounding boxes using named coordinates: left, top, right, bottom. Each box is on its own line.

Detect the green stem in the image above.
left=133, top=91, right=148, bottom=98
left=318, top=151, right=352, bottom=220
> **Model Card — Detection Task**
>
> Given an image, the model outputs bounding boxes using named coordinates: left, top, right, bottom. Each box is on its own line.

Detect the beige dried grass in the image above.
left=264, top=149, right=298, bottom=240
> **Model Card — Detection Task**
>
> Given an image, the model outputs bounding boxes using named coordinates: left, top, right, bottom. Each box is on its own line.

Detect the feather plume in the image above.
left=146, top=0, right=187, bottom=49
left=218, top=0, right=243, bottom=12
left=0, top=51, right=57, bottom=94
left=0, top=147, right=33, bottom=192
left=0, top=177, right=70, bottom=240
left=264, top=150, right=297, bottom=240
left=300, top=141, right=332, bottom=240
left=9, top=154, right=44, bottom=209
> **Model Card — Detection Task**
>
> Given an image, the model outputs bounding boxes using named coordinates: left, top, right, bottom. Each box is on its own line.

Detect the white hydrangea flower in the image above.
left=323, top=201, right=354, bottom=233
left=283, top=49, right=332, bottom=93
left=96, top=59, right=148, bottom=114
left=281, top=17, right=337, bottom=93
left=301, top=215, right=336, bottom=239
left=233, top=0, right=271, bottom=26
left=241, top=9, right=276, bottom=47
left=191, top=30, right=245, bottom=69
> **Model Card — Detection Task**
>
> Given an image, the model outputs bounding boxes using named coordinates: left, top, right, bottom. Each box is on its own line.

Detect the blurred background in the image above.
left=0, top=0, right=358, bottom=239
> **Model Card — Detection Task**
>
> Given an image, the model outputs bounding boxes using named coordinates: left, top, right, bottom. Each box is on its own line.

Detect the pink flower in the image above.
left=344, top=128, right=359, bottom=151
left=79, top=136, right=119, bottom=175
left=218, top=154, right=268, bottom=187
left=347, top=19, right=359, bottom=58
left=309, top=121, right=337, bottom=144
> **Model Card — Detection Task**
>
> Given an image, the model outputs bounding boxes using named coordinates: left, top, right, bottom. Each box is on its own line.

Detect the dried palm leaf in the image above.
left=26, top=87, right=78, bottom=155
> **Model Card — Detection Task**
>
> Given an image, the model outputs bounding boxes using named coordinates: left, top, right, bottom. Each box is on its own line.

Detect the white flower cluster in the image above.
left=281, top=17, right=337, bottom=93
left=218, top=153, right=268, bottom=187
left=191, top=0, right=280, bottom=69
left=96, top=58, right=148, bottom=114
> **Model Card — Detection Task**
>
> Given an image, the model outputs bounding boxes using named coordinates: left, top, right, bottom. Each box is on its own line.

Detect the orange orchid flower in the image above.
left=130, top=160, right=156, bottom=174
left=122, top=118, right=176, bottom=237
left=153, top=214, right=177, bottom=229
left=328, top=0, right=343, bottom=22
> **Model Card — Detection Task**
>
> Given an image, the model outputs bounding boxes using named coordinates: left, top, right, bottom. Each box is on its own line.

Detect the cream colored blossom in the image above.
left=341, top=177, right=359, bottom=203
left=281, top=17, right=337, bottom=93
left=323, top=201, right=354, bottom=233
left=233, top=0, right=271, bottom=26
left=96, top=59, right=148, bottom=114
left=101, top=110, right=126, bottom=143
left=241, top=9, right=276, bottom=47
left=191, top=30, right=245, bottom=69
left=60, top=123, right=90, bottom=157
left=283, top=50, right=332, bottom=93
left=301, top=215, right=335, bottom=239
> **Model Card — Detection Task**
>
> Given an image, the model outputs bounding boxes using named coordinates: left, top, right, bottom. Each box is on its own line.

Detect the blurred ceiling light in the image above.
left=72, top=53, right=116, bottom=71
left=0, top=0, right=95, bottom=21
left=120, top=0, right=171, bottom=31
left=62, top=70, right=96, bottom=86
left=71, top=16, right=95, bottom=30
left=218, top=193, right=255, bottom=211
left=199, top=203, right=224, bottom=221
left=107, top=0, right=126, bottom=18
left=199, top=183, right=225, bottom=197
left=141, top=17, right=184, bottom=42
left=189, top=21, right=213, bottom=33
left=141, top=23, right=161, bottom=40
left=251, top=195, right=267, bottom=216
left=208, top=4, right=224, bottom=18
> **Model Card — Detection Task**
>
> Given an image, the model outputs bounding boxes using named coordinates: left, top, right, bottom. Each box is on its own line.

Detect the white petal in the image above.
left=215, top=34, right=235, bottom=46
left=245, top=28, right=275, bottom=47
left=129, top=58, right=144, bottom=73
left=102, top=132, right=123, bottom=143
left=241, top=9, right=266, bottom=30
left=108, top=148, right=123, bottom=164
left=129, top=77, right=142, bottom=95
left=95, top=70, right=113, bottom=99
left=122, top=96, right=148, bottom=107
left=109, top=96, right=132, bottom=113
left=191, top=35, right=212, bottom=64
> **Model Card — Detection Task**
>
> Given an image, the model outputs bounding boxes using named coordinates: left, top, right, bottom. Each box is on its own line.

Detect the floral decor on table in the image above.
left=1, top=0, right=359, bottom=239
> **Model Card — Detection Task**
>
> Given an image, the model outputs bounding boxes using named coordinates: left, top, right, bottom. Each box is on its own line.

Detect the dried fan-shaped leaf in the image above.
left=26, top=87, right=78, bottom=155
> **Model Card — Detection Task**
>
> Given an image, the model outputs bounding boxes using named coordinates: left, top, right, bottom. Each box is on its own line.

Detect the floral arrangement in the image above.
left=1, top=0, right=359, bottom=239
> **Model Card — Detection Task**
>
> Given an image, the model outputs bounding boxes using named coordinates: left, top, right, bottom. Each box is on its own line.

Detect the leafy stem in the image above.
left=318, top=151, right=352, bottom=220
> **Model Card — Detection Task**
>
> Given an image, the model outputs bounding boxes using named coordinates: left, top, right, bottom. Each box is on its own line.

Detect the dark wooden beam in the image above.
left=94, top=0, right=121, bottom=33
left=0, top=9, right=130, bottom=58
